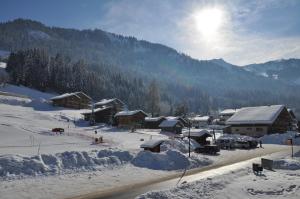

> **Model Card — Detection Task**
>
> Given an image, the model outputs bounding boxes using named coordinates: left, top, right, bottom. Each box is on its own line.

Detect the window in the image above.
left=246, top=127, right=252, bottom=130
left=235, top=129, right=239, bottom=132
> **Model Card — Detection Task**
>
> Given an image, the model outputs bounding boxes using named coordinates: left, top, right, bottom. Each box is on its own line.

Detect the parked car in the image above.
left=195, top=145, right=220, bottom=155
left=216, top=138, right=235, bottom=149
left=248, top=139, right=258, bottom=148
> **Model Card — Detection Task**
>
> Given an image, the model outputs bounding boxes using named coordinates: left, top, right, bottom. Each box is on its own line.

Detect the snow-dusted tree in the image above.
left=146, top=80, right=160, bottom=117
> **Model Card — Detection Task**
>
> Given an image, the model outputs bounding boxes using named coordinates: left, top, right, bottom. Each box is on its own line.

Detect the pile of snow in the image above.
left=0, top=94, right=31, bottom=106
left=218, top=134, right=256, bottom=142
left=273, top=158, right=300, bottom=170
left=0, top=149, right=133, bottom=178
left=131, top=149, right=212, bottom=171
left=160, top=138, right=201, bottom=153
left=261, top=131, right=300, bottom=145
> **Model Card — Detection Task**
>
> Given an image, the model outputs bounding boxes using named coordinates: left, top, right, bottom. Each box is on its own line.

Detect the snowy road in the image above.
left=70, top=145, right=292, bottom=199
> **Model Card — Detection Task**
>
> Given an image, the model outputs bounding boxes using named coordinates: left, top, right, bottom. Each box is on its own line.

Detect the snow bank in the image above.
left=261, top=131, right=300, bottom=145
left=160, top=138, right=200, bottom=153
left=132, top=150, right=212, bottom=171
left=273, top=159, right=300, bottom=170
left=0, top=95, right=31, bottom=106
left=0, top=149, right=133, bottom=178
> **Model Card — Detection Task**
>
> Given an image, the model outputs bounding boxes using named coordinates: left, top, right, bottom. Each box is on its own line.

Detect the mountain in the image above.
left=244, top=59, right=300, bottom=85
left=1, top=19, right=300, bottom=115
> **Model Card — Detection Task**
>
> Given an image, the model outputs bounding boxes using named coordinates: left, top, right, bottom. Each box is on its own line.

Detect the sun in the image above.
left=193, top=7, right=224, bottom=39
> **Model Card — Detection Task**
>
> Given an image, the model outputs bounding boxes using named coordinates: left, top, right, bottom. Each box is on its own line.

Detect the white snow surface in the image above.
left=261, top=131, right=300, bottom=145
left=226, top=105, right=285, bottom=125
left=137, top=150, right=300, bottom=199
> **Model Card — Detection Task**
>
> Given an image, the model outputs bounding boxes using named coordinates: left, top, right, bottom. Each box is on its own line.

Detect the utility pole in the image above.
left=188, top=117, right=191, bottom=158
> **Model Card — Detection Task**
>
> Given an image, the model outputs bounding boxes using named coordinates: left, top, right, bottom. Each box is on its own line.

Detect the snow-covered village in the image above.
left=1, top=1, right=300, bottom=199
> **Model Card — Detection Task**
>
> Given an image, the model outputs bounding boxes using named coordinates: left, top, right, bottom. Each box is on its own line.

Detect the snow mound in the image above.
left=132, top=150, right=212, bottom=171
left=0, top=149, right=133, bottom=178
left=261, top=131, right=300, bottom=145
left=0, top=95, right=31, bottom=106
left=273, top=159, right=300, bottom=170
left=160, top=138, right=201, bottom=153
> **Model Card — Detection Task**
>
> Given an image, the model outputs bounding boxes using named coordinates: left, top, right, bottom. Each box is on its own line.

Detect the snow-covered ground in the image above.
left=0, top=84, right=299, bottom=199
left=137, top=150, right=300, bottom=199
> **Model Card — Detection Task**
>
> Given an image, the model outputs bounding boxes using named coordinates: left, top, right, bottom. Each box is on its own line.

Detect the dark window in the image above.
left=256, top=127, right=263, bottom=132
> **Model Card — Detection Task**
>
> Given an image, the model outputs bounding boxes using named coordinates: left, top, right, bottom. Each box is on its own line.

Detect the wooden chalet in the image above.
left=51, top=92, right=91, bottom=109
left=144, top=116, right=166, bottom=129
left=81, top=107, right=116, bottom=124
left=183, top=129, right=212, bottom=145
left=159, top=119, right=184, bottom=134
left=140, top=140, right=164, bottom=153
left=94, top=98, right=125, bottom=112
left=189, top=116, right=213, bottom=128
left=115, top=110, right=148, bottom=128
left=226, top=105, right=294, bottom=137
left=166, top=116, right=189, bottom=127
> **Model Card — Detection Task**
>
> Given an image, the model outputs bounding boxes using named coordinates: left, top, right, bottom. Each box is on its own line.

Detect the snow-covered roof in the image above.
left=190, top=116, right=210, bottom=122
left=81, top=107, right=111, bottom=115
left=182, top=129, right=211, bottom=137
left=145, top=116, right=165, bottom=122
left=159, top=119, right=183, bottom=128
left=74, top=92, right=92, bottom=100
left=140, top=139, right=164, bottom=148
left=94, top=98, right=124, bottom=106
left=50, top=93, right=80, bottom=100
left=219, top=109, right=239, bottom=116
left=51, top=92, right=91, bottom=101
left=226, top=105, right=286, bottom=125
left=115, top=110, right=147, bottom=117
left=0, top=62, right=7, bottom=69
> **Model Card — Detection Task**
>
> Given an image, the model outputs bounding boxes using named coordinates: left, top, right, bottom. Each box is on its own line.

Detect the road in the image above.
left=69, top=145, right=293, bottom=199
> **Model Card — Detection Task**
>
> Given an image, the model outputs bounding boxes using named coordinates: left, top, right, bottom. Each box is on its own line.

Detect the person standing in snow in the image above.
left=259, top=140, right=263, bottom=148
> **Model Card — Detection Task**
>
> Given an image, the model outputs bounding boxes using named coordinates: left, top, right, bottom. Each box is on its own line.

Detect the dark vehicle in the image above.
left=216, top=138, right=235, bottom=149
left=195, top=145, right=220, bottom=155
left=234, top=140, right=250, bottom=149
left=52, top=128, right=64, bottom=133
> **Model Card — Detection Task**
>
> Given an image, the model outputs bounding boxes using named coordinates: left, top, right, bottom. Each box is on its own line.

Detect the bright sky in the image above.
left=1, top=0, right=300, bottom=65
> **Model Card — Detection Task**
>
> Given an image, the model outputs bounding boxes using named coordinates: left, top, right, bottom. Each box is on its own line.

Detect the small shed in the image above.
left=140, top=139, right=164, bottom=153
left=183, top=129, right=212, bottom=145
left=159, top=119, right=184, bottom=134
left=51, top=92, right=91, bottom=109
left=144, top=116, right=166, bottom=129
left=115, top=110, right=148, bottom=128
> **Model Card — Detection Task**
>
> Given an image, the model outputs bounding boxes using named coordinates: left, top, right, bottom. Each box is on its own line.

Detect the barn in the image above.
left=114, top=110, right=148, bottom=128
left=159, top=119, right=184, bottom=134
left=50, top=92, right=91, bottom=109
left=226, top=105, right=294, bottom=137
left=144, top=116, right=166, bottom=129
left=189, top=116, right=213, bottom=128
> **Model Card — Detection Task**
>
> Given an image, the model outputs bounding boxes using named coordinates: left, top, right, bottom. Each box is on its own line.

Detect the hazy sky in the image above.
left=1, top=0, right=300, bottom=65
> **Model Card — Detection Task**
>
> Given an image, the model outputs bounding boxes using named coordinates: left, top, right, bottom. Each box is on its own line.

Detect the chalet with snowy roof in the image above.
left=114, top=110, right=148, bottom=128
left=50, top=92, right=91, bottom=109
left=166, top=116, right=189, bottom=127
left=183, top=129, right=212, bottom=145
left=189, top=116, right=213, bottom=128
left=226, top=105, right=294, bottom=137
left=159, top=119, right=184, bottom=134
left=140, top=139, right=164, bottom=153
left=94, top=98, right=125, bottom=112
left=219, top=109, right=239, bottom=124
left=144, top=116, right=166, bottom=129
left=81, top=106, right=115, bottom=124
